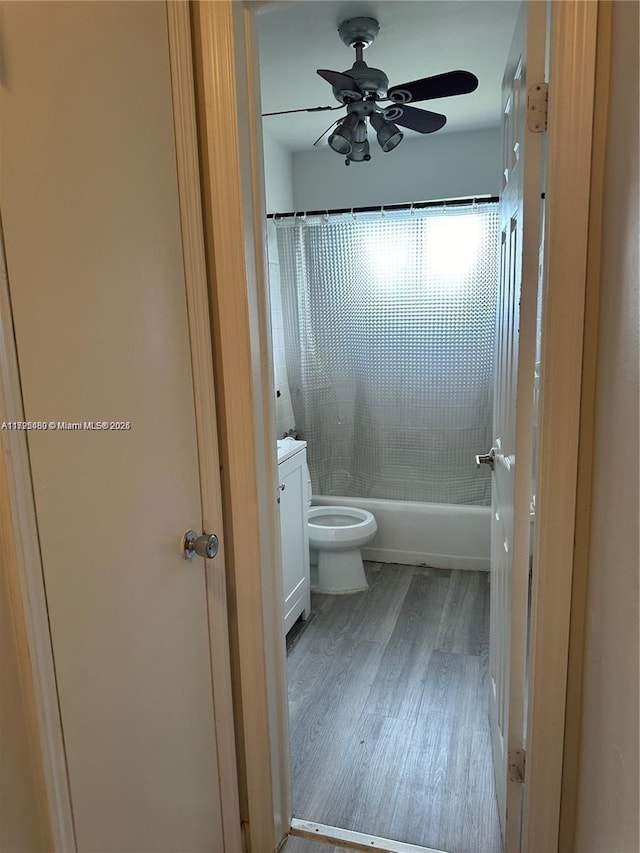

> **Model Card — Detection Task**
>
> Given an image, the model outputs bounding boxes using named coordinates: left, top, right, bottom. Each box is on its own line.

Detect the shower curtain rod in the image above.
left=267, top=194, right=499, bottom=220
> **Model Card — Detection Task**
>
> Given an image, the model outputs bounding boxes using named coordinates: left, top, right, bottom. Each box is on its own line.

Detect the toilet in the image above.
left=305, top=465, right=377, bottom=594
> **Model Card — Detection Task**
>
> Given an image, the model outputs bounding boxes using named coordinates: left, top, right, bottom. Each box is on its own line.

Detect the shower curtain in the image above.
left=275, top=203, right=499, bottom=506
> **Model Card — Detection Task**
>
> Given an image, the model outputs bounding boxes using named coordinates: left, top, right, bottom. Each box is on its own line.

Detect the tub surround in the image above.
left=312, top=496, right=490, bottom=571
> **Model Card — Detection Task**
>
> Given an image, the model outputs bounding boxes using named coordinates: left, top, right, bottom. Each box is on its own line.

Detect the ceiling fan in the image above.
left=263, top=17, right=479, bottom=165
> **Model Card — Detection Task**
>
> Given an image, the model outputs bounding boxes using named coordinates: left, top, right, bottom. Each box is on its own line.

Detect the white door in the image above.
left=488, top=2, right=546, bottom=849
left=0, top=3, right=239, bottom=851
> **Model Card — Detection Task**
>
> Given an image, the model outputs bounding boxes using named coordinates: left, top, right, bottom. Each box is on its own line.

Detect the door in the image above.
left=488, top=2, right=546, bottom=849
left=0, top=2, right=239, bottom=850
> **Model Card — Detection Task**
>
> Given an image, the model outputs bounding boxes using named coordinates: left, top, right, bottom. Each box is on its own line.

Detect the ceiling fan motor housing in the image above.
left=337, top=17, right=380, bottom=49
left=332, top=61, right=389, bottom=102
left=332, top=19, right=388, bottom=102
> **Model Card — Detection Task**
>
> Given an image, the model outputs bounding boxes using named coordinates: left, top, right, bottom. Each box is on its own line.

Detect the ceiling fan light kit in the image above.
left=370, top=111, right=403, bottom=153
left=263, top=16, right=479, bottom=166
left=328, top=111, right=360, bottom=155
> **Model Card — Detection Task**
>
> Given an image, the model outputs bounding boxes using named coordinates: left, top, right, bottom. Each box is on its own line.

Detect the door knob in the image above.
left=475, top=448, right=496, bottom=470
left=182, top=530, right=219, bottom=560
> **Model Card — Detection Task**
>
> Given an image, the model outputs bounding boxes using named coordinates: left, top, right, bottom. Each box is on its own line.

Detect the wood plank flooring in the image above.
left=286, top=563, right=502, bottom=853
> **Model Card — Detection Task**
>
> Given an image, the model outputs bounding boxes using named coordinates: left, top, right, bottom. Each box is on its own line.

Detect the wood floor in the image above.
left=286, top=563, right=503, bottom=853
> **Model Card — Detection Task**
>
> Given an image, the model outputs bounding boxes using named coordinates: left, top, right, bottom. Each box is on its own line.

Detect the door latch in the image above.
left=182, top=530, right=219, bottom=560
left=475, top=448, right=496, bottom=471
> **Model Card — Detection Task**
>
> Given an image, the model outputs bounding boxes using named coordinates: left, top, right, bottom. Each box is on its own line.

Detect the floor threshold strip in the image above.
left=289, top=818, right=450, bottom=853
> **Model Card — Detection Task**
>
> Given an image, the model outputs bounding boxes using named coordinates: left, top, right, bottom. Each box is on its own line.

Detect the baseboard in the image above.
left=362, top=547, right=490, bottom=572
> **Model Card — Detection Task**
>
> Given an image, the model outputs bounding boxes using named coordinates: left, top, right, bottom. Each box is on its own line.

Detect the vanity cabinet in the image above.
left=277, top=440, right=311, bottom=634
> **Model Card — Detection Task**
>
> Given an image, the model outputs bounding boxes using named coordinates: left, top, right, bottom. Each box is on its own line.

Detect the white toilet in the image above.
left=305, top=465, right=377, bottom=594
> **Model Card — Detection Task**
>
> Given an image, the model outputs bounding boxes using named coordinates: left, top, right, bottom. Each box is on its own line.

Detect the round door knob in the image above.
left=182, top=530, right=219, bottom=560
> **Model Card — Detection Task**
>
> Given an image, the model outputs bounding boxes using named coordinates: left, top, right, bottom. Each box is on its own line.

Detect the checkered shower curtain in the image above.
left=275, top=204, right=499, bottom=505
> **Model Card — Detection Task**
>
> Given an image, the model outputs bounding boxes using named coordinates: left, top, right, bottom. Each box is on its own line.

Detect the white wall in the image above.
left=262, top=131, right=296, bottom=437
left=265, top=220, right=295, bottom=438
left=262, top=130, right=294, bottom=215
left=574, top=2, right=639, bottom=850
left=292, top=126, right=500, bottom=212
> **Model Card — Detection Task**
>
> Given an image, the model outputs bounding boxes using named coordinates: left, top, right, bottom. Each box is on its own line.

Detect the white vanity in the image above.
left=276, top=438, right=311, bottom=634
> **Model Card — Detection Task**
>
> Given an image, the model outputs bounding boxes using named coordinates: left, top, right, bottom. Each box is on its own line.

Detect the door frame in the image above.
left=189, top=1, right=601, bottom=850
left=189, top=2, right=290, bottom=850
left=522, top=2, right=599, bottom=850
left=165, top=5, right=243, bottom=850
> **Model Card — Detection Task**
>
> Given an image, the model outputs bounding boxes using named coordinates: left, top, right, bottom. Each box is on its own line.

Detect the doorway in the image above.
left=256, top=2, right=519, bottom=851
left=191, top=1, right=598, bottom=850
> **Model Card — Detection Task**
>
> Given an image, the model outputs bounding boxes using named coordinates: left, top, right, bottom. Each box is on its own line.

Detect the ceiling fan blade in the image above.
left=383, top=104, right=447, bottom=134
left=262, top=105, right=343, bottom=117
left=313, top=118, right=342, bottom=147
left=317, top=69, right=363, bottom=98
left=387, top=70, right=479, bottom=104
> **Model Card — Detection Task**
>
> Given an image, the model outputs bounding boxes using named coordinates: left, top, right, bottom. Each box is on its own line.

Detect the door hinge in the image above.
left=527, top=83, right=548, bottom=132
left=508, top=748, right=526, bottom=783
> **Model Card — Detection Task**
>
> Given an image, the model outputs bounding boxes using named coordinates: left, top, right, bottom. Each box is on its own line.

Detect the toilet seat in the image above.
left=308, top=505, right=377, bottom=551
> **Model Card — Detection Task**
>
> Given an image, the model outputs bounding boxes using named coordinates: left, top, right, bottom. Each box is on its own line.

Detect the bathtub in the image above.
left=312, top=496, right=491, bottom=571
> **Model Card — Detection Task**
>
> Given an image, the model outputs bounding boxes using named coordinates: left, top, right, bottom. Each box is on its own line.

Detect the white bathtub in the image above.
left=312, top=496, right=491, bottom=571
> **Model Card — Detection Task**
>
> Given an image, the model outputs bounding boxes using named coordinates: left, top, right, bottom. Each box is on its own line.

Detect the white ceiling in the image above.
left=256, top=0, right=520, bottom=152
